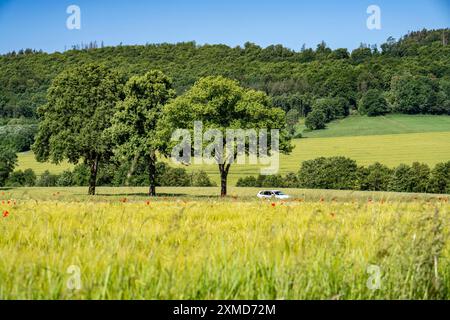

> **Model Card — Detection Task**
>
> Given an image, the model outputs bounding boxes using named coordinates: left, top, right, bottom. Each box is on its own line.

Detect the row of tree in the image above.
left=31, top=65, right=291, bottom=196
left=236, top=157, right=450, bottom=195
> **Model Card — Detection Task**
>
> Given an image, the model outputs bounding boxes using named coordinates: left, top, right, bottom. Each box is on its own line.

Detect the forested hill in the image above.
left=0, top=28, right=449, bottom=118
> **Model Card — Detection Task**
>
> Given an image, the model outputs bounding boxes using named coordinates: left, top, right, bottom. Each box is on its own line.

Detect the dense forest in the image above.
left=0, top=28, right=449, bottom=194
left=1, top=28, right=449, bottom=121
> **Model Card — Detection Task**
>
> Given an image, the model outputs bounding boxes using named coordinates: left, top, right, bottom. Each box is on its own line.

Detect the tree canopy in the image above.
left=32, top=64, right=124, bottom=195
left=158, top=76, right=293, bottom=196
left=108, top=70, right=175, bottom=196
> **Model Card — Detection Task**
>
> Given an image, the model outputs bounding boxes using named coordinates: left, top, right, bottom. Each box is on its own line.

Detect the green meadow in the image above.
left=300, top=114, right=450, bottom=138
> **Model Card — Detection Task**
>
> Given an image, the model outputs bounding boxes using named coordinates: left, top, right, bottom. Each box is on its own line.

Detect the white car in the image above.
left=257, top=190, right=290, bottom=200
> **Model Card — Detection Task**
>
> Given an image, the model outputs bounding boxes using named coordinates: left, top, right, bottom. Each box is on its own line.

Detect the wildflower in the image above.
left=146, top=201, right=150, bottom=205
left=2, top=210, right=9, bottom=218
left=271, top=203, right=276, bottom=207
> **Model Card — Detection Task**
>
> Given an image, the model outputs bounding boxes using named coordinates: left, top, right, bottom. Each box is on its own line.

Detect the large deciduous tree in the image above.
left=32, top=64, right=124, bottom=195
left=108, top=70, right=175, bottom=196
left=158, top=76, right=292, bottom=197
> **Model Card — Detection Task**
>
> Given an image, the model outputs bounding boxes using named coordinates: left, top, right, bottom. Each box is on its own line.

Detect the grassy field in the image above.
left=16, top=115, right=450, bottom=184
left=17, top=151, right=73, bottom=175
left=300, top=114, right=450, bottom=138
left=0, top=187, right=449, bottom=299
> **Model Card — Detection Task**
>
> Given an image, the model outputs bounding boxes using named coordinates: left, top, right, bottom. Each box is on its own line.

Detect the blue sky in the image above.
left=0, top=0, right=449, bottom=54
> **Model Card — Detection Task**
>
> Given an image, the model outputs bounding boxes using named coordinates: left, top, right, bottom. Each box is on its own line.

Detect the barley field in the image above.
left=0, top=187, right=449, bottom=299
left=17, top=114, right=450, bottom=184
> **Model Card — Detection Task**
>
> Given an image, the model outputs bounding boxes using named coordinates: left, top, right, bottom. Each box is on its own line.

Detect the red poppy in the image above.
left=146, top=201, right=150, bottom=205
left=271, top=202, right=276, bottom=207
left=2, top=210, right=9, bottom=218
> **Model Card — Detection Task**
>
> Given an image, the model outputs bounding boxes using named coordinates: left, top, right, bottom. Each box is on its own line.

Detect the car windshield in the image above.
left=273, top=191, right=285, bottom=195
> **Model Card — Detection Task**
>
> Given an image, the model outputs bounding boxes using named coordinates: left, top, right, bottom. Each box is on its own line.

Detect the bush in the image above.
left=71, top=164, right=90, bottom=186
left=235, top=172, right=299, bottom=188
left=305, top=108, right=326, bottom=130
left=261, top=174, right=285, bottom=188
left=358, top=162, right=392, bottom=191
left=409, top=162, right=431, bottom=193
left=57, top=170, right=74, bottom=187
left=387, top=162, right=430, bottom=193
left=283, top=172, right=300, bottom=188
left=429, top=161, right=450, bottom=194
left=359, top=89, right=389, bottom=116
left=0, top=145, right=17, bottom=187
left=159, top=167, right=191, bottom=187
left=191, top=170, right=216, bottom=187
left=298, top=157, right=358, bottom=190
left=236, top=176, right=258, bottom=187
left=6, top=169, right=36, bottom=187
left=388, top=164, right=413, bottom=192
left=37, top=170, right=59, bottom=187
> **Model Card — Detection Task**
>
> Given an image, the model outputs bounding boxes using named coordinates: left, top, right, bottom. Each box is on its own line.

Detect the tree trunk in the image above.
left=88, top=156, right=99, bottom=196
left=148, top=152, right=157, bottom=197
left=219, top=163, right=231, bottom=197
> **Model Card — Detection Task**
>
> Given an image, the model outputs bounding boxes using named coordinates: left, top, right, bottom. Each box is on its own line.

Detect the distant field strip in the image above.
left=301, top=115, right=450, bottom=138
left=17, top=151, right=73, bottom=175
